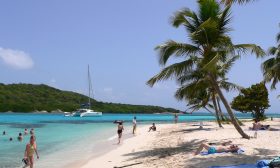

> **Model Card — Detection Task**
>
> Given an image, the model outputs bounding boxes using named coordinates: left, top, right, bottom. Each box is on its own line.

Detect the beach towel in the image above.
left=256, top=160, right=270, bottom=168
left=201, top=148, right=245, bottom=155
left=209, top=164, right=256, bottom=168
left=209, top=160, right=270, bottom=168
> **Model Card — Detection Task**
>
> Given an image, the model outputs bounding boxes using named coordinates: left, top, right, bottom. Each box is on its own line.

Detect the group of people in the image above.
left=2, top=128, right=35, bottom=142
left=2, top=128, right=39, bottom=168
left=116, top=116, right=241, bottom=155
left=116, top=116, right=157, bottom=144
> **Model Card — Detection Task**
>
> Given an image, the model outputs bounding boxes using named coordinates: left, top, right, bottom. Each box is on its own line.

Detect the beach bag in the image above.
left=269, top=156, right=280, bottom=168
left=22, top=158, right=29, bottom=165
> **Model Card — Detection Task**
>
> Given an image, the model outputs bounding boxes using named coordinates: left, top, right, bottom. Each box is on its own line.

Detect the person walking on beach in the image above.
left=24, top=135, right=39, bottom=168
left=132, top=116, right=137, bottom=135
left=117, top=122, right=124, bottom=144
left=174, top=113, right=178, bottom=124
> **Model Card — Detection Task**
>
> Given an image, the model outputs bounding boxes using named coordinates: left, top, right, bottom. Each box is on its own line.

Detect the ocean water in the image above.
left=0, top=112, right=279, bottom=168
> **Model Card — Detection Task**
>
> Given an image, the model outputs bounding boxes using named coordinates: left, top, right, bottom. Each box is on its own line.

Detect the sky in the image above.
left=0, top=0, right=279, bottom=113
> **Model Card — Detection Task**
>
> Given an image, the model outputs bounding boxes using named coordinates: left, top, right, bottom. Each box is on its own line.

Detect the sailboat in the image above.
left=72, top=65, right=102, bottom=117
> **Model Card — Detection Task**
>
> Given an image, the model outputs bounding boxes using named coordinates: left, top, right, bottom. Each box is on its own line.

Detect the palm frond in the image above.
left=219, top=81, right=243, bottom=91
left=218, top=5, right=232, bottom=34
left=277, top=32, right=280, bottom=43
left=198, top=0, right=220, bottom=22
left=262, top=57, right=280, bottom=89
left=201, top=53, right=221, bottom=73
left=218, top=55, right=240, bottom=75
left=220, top=0, right=256, bottom=5
left=234, top=44, right=266, bottom=58
left=171, top=8, right=202, bottom=35
left=155, top=40, right=201, bottom=65
left=147, top=59, right=196, bottom=86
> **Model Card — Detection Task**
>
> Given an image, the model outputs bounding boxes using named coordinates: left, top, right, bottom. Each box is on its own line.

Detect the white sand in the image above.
left=81, top=119, right=280, bottom=168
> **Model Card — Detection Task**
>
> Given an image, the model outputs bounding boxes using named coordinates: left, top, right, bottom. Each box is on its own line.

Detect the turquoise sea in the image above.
left=0, top=112, right=279, bottom=168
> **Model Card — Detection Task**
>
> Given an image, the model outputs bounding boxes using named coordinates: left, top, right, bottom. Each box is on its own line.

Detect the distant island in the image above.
left=0, top=83, right=180, bottom=113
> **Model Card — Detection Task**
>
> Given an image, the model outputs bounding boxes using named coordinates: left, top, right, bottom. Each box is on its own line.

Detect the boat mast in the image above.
left=88, top=65, right=91, bottom=109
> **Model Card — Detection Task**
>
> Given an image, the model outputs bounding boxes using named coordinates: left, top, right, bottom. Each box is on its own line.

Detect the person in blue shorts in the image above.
left=194, top=142, right=239, bottom=155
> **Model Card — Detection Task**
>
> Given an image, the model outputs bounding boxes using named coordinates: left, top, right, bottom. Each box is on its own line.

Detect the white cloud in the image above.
left=0, top=47, right=34, bottom=69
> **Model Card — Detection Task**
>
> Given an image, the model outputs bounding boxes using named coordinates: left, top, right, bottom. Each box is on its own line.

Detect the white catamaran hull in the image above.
left=80, top=111, right=102, bottom=117
left=72, top=109, right=102, bottom=117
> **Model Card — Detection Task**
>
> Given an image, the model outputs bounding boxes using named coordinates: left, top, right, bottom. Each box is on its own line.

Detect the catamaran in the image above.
left=72, top=65, right=102, bottom=117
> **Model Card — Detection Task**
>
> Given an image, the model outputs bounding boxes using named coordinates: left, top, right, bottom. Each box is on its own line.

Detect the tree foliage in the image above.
left=231, top=83, right=270, bottom=120
left=147, top=0, right=264, bottom=139
left=220, top=0, right=256, bottom=5
left=262, top=26, right=280, bottom=90
left=0, top=83, right=179, bottom=113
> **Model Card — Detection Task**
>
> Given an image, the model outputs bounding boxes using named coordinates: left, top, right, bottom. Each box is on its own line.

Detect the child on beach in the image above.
left=117, top=122, right=124, bottom=144
left=23, top=135, right=39, bottom=168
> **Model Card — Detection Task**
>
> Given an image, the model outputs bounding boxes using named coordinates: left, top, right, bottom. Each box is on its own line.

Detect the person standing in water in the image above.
left=18, top=133, right=23, bottom=141
left=117, top=122, right=124, bottom=144
left=24, top=128, right=28, bottom=135
left=132, top=116, right=137, bottom=135
left=30, top=128, right=34, bottom=135
left=24, top=135, right=39, bottom=168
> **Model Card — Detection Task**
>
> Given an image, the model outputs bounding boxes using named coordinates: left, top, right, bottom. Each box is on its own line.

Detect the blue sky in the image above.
left=0, top=0, right=279, bottom=113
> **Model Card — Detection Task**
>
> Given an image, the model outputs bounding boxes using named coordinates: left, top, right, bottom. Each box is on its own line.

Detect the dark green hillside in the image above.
left=0, top=83, right=179, bottom=113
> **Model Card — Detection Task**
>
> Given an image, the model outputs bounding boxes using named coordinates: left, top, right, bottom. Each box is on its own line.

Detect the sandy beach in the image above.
left=81, top=119, right=280, bottom=168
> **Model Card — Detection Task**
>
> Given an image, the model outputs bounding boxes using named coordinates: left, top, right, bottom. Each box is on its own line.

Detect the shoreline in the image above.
left=65, top=124, right=147, bottom=168
left=81, top=124, right=158, bottom=168
left=79, top=119, right=280, bottom=168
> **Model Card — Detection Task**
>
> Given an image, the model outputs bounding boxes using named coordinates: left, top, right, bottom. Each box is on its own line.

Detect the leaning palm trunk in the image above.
left=216, top=96, right=227, bottom=121
left=209, top=74, right=250, bottom=139
left=212, top=93, right=223, bottom=127
left=204, top=107, right=216, bottom=116
left=204, top=107, right=223, bottom=124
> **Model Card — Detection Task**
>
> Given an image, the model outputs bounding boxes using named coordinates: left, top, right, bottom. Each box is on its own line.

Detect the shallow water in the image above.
left=0, top=113, right=279, bottom=168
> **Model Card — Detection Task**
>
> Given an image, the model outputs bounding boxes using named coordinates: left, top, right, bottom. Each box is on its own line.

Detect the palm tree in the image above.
left=220, top=0, right=256, bottom=5
left=147, top=0, right=264, bottom=139
left=174, top=70, right=224, bottom=127
left=262, top=28, right=280, bottom=90
left=175, top=57, right=242, bottom=127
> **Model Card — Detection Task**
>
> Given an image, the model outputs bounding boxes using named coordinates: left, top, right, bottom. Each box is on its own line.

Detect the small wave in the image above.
left=107, top=135, right=117, bottom=141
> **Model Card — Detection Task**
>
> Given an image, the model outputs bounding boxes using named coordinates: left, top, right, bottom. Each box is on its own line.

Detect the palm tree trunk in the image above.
left=216, top=96, right=227, bottom=121
left=204, top=107, right=223, bottom=125
left=212, top=93, right=223, bottom=128
left=204, top=107, right=215, bottom=115
left=209, top=74, right=250, bottom=139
